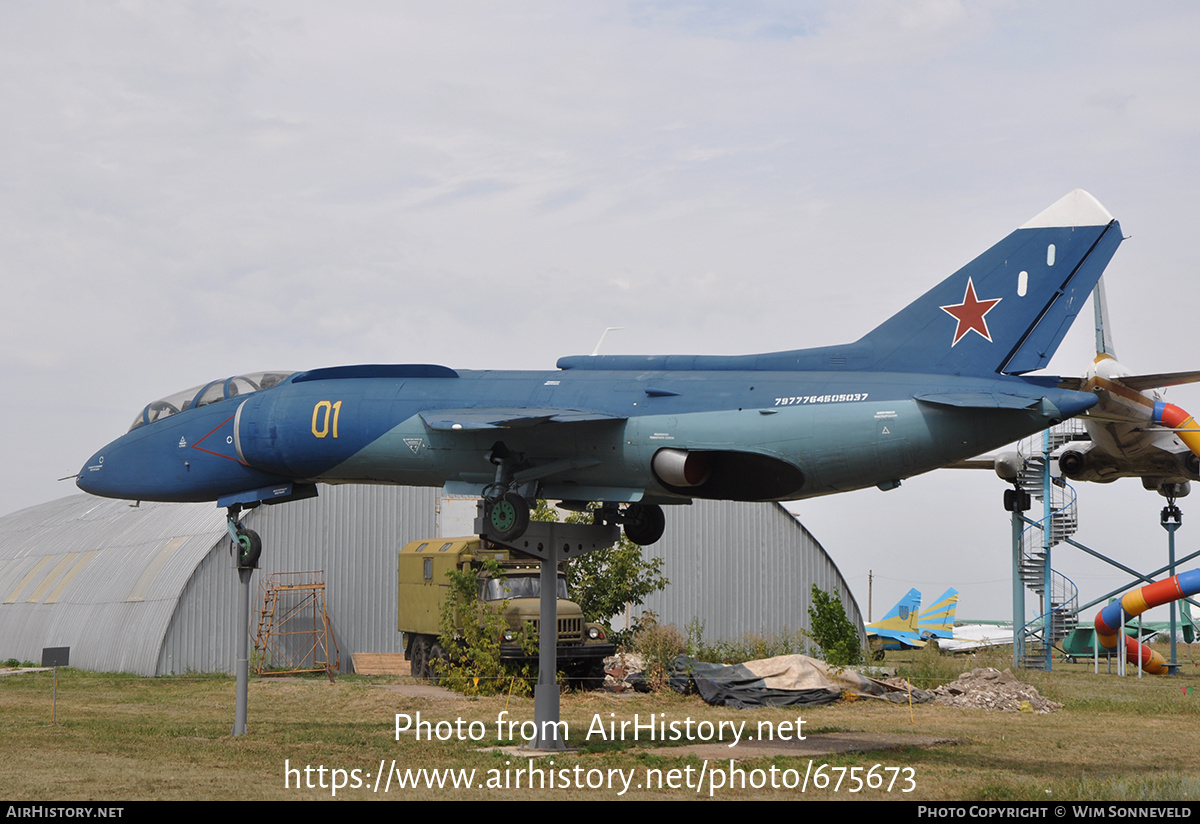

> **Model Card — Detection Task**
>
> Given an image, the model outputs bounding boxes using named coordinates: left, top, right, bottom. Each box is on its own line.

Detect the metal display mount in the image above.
left=474, top=502, right=620, bottom=751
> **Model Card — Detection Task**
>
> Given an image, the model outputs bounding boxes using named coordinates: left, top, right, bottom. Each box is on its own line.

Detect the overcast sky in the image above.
left=4, top=1, right=1200, bottom=623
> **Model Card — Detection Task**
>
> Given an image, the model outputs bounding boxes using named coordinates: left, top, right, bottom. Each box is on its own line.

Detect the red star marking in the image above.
left=940, top=278, right=1002, bottom=346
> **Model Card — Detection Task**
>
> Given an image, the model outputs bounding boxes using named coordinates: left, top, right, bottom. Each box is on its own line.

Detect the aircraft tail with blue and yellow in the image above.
left=867, top=588, right=959, bottom=650
left=865, top=588, right=923, bottom=650
left=916, top=588, right=959, bottom=640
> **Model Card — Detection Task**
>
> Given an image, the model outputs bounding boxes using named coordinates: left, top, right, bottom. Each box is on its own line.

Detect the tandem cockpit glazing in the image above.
left=128, top=371, right=294, bottom=432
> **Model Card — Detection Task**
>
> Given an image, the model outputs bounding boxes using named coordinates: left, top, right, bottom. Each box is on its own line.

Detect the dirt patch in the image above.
left=374, top=682, right=460, bottom=699
left=506, top=732, right=960, bottom=759
left=649, top=732, right=960, bottom=760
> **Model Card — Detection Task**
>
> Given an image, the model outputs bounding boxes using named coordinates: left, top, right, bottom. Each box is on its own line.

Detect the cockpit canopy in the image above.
left=129, top=371, right=294, bottom=431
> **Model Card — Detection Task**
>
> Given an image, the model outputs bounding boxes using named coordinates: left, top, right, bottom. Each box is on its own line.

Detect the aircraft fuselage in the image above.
left=78, top=364, right=1093, bottom=506
left=77, top=189, right=1125, bottom=531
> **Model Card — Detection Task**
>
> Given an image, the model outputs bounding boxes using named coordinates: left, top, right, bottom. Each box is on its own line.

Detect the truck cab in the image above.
left=397, top=538, right=614, bottom=687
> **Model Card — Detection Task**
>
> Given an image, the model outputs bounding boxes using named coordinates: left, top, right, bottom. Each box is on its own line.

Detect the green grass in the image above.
left=3, top=651, right=1200, bottom=800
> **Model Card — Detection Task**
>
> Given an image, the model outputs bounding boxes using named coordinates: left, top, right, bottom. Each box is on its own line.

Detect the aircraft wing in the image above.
left=420, top=407, right=626, bottom=431
left=1059, top=371, right=1200, bottom=393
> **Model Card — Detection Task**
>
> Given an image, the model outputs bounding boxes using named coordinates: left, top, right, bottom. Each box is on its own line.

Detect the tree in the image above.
left=806, top=584, right=864, bottom=667
left=531, top=500, right=669, bottom=632
left=435, top=559, right=534, bottom=695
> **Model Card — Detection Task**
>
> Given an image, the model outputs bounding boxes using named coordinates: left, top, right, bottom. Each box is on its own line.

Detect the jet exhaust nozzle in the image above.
left=1058, top=449, right=1087, bottom=479
left=651, top=449, right=711, bottom=488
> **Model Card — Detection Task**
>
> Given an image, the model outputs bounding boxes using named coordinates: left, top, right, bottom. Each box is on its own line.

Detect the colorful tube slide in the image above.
left=1094, top=569, right=1200, bottom=674
left=1154, top=401, right=1200, bottom=459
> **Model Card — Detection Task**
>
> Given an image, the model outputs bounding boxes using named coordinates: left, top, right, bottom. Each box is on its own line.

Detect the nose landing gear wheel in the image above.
left=235, top=528, right=261, bottom=569
left=487, top=492, right=530, bottom=541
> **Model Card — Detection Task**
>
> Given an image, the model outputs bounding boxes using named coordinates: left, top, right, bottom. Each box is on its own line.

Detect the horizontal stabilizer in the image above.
left=422, top=407, right=625, bottom=431
left=1116, top=370, right=1200, bottom=392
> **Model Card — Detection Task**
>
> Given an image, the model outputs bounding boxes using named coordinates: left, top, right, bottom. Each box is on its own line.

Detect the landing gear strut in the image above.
left=225, top=504, right=259, bottom=737
left=1161, top=493, right=1184, bottom=674
left=1162, top=498, right=1182, bottom=525
left=482, top=443, right=532, bottom=541
left=225, top=504, right=261, bottom=570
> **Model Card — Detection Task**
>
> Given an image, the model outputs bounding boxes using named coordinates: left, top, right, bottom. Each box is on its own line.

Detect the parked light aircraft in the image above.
left=937, top=623, right=1015, bottom=654
left=77, top=190, right=1123, bottom=548
left=866, top=588, right=959, bottom=650
left=1053, top=279, right=1200, bottom=499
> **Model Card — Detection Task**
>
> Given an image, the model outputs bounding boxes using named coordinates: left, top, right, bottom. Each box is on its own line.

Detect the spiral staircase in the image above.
left=1014, top=422, right=1084, bottom=669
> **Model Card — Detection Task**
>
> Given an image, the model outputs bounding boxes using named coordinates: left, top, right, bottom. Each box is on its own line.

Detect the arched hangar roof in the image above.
left=0, top=495, right=224, bottom=674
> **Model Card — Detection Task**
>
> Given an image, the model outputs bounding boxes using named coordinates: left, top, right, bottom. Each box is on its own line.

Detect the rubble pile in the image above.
left=603, top=652, right=647, bottom=692
left=932, top=667, right=1062, bottom=713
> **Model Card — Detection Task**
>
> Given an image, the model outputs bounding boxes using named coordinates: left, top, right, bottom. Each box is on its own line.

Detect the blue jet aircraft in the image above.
left=78, top=190, right=1123, bottom=553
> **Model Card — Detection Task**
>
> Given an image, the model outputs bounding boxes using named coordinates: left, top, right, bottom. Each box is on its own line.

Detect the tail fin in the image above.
left=866, top=588, right=922, bottom=634
left=916, top=588, right=959, bottom=639
left=860, top=190, right=1123, bottom=376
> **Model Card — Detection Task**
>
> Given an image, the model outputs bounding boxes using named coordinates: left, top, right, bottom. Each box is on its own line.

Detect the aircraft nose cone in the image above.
left=76, top=452, right=109, bottom=496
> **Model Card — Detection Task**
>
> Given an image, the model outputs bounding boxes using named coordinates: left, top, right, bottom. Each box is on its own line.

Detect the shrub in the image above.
left=435, top=560, right=535, bottom=696
left=806, top=584, right=864, bottom=667
left=631, top=613, right=685, bottom=691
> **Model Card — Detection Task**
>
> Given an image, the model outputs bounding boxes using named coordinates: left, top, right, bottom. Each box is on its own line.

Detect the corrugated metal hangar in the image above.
left=0, top=487, right=861, bottom=675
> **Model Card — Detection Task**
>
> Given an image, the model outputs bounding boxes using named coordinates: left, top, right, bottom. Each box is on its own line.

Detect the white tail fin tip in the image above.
left=1020, top=189, right=1113, bottom=230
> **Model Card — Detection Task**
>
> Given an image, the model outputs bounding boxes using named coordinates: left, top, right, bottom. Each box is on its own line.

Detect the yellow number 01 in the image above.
left=311, top=400, right=342, bottom=439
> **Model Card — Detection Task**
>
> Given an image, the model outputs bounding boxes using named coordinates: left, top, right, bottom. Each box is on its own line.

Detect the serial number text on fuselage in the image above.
left=774, top=393, right=869, bottom=406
